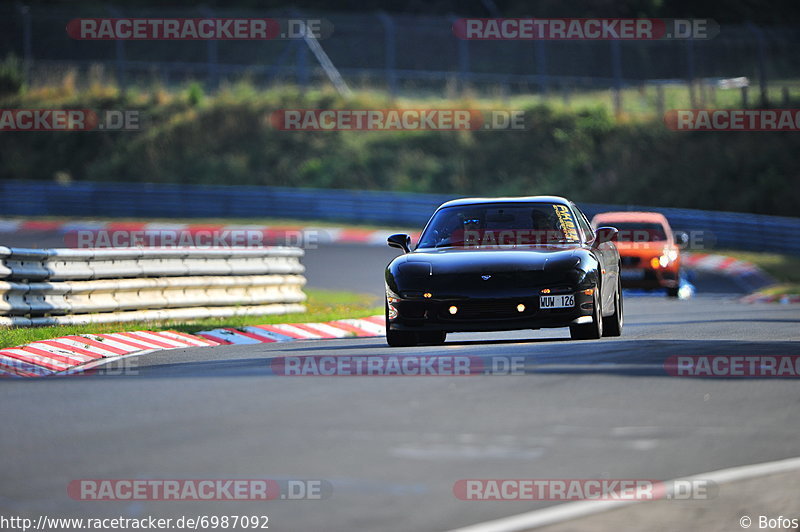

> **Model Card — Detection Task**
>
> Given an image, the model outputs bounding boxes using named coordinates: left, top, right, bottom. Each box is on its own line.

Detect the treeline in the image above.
left=1, top=88, right=798, bottom=217
left=24, top=0, right=800, bottom=25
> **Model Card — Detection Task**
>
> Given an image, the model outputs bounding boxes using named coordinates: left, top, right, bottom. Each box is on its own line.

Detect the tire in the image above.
left=666, top=269, right=681, bottom=297
left=666, top=286, right=680, bottom=298
left=570, top=288, right=603, bottom=340
left=602, top=278, right=623, bottom=337
left=417, top=331, right=447, bottom=345
left=386, top=329, right=418, bottom=347
left=385, top=298, right=418, bottom=347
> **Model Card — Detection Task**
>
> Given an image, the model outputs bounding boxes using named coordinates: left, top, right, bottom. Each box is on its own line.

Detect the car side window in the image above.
left=572, top=205, right=595, bottom=242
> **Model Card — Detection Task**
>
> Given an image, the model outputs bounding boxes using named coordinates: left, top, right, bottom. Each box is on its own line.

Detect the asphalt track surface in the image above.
left=2, top=237, right=800, bottom=532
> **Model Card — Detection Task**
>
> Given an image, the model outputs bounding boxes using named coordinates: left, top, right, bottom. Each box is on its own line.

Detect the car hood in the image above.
left=400, top=246, right=581, bottom=273
left=386, top=246, right=595, bottom=297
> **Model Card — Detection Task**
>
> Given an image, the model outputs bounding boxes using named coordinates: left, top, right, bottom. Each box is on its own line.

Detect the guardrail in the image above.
left=0, top=247, right=307, bottom=327
left=1, top=180, right=799, bottom=255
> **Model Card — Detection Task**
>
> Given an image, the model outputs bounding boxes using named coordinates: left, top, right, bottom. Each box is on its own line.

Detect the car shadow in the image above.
left=51, top=339, right=800, bottom=380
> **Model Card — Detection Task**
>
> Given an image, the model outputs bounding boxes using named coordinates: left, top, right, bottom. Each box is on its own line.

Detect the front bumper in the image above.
left=387, top=292, right=595, bottom=333
left=620, top=267, right=679, bottom=289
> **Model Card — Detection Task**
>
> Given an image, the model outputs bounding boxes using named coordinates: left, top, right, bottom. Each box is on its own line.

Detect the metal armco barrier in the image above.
left=0, top=247, right=307, bottom=326
left=1, top=180, right=799, bottom=255
left=0, top=246, right=305, bottom=281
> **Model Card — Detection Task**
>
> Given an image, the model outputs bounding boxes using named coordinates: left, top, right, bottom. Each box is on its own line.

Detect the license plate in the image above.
left=540, top=295, right=574, bottom=309
left=620, top=268, right=645, bottom=280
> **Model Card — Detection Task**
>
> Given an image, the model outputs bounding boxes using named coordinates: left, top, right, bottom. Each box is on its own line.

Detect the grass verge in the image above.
left=713, top=249, right=800, bottom=297
left=0, top=288, right=381, bottom=349
left=713, top=249, right=800, bottom=284
left=756, top=284, right=800, bottom=296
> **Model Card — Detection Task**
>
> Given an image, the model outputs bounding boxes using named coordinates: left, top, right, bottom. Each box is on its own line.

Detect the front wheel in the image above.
left=417, top=331, right=447, bottom=345
left=386, top=329, right=418, bottom=347
left=666, top=286, right=680, bottom=298
left=570, top=289, right=603, bottom=340
left=385, top=298, right=418, bottom=347
left=602, top=278, right=623, bottom=337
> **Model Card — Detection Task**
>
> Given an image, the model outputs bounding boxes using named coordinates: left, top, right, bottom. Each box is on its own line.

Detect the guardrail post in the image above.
left=106, top=5, right=127, bottom=89
left=201, top=7, right=219, bottom=91
left=377, top=12, right=397, bottom=97
left=611, top=39, right=623, bottom=115
left=686, top=37, right=696, bottom=107
left=296, top=40, right=309, bottom=89
left=459, top=35, right=470, bottom=93
left=292, top=12, right=351, bottom=97
left=534, top=40, right=548, bottom=94
left=746, top=22, right=769, bottom=107
left=17, top=3, right=32, bottom=87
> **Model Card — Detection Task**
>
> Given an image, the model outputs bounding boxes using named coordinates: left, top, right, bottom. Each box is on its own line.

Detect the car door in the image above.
left=573, top=204, right=619, bottom=311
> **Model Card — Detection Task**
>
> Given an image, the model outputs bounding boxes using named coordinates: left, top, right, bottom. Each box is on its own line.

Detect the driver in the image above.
left=530, top=209, right=552, bottom=243
left=461, top=213, right=483, bottom=246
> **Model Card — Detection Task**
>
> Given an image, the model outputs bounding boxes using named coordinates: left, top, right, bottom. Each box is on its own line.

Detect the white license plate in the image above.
left=540, top=295, right=574, bottom=309
left=620, top=268, right=645, bottom=280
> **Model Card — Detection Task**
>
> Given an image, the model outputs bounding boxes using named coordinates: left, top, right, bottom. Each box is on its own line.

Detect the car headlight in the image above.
left=650, top=254, right=672, bottom=268
left=385, top=284, right=402, bottom=302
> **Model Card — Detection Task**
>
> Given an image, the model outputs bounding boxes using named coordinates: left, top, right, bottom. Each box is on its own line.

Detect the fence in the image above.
left=2, top=5, right=800, bottom=108
left=0, top=246, right=307, bottom=326
left=1, top=180, right=799, bottom=256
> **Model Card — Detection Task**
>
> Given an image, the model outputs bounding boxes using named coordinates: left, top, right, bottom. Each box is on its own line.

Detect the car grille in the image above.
left=438, top=299, right=538, bottom=320
left=433, top=271, right=570, bottom=291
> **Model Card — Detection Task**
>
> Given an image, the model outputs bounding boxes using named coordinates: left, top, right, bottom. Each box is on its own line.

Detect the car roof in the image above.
left=591, top=211, right=670, bottom=224
left=436, top=196, right=572, bottom=210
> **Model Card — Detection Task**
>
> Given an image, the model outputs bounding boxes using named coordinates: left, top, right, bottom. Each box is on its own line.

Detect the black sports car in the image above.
left=384, top=196, right=623, bottom=346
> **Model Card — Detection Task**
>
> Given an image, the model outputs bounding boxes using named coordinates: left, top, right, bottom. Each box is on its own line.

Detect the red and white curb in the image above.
left=0, top=316, right=385, bottom=378
left=0, top=218, right=419, bottom=247
left=683, top=252, right=779, bottom=298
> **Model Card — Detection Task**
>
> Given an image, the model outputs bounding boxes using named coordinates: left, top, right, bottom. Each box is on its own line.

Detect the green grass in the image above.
left=12, top=71, right=800, bottom=121
left=0, top=288, right=381, bottom=349
left=712, top=249, right=800, bottom=297
left=756, top=283, right=800, bottom=296
left=4, top=76, right=800, bottom=217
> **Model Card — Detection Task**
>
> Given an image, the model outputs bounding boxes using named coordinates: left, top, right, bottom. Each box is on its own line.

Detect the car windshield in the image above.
left=604, top=222, right=668, bottom=242
left=417, top=203, right=581, bottom=248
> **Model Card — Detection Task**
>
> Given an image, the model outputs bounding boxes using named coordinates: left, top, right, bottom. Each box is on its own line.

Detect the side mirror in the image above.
left=593, top=226, right=618, bottom=248
left=387, top=233, right=411, bottom=253
left=673, top=231, right=689, bottom=248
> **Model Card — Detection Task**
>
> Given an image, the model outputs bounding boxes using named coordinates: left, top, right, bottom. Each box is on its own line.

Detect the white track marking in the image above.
left=447, top=455, right=800, bottom=532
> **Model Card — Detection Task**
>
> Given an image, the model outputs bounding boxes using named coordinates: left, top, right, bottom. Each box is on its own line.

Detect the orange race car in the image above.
left=591, top=211, right=687, bottom=297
